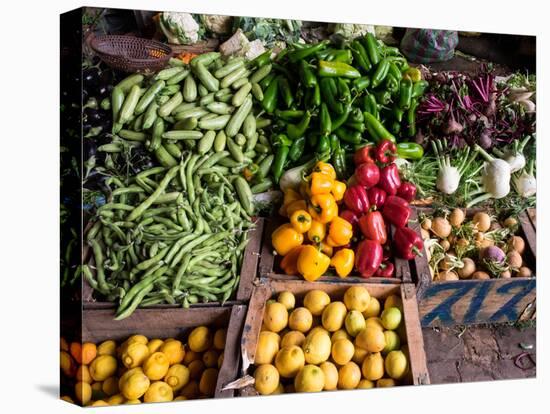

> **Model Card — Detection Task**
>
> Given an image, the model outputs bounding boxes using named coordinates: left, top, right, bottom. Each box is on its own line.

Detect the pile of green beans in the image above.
left=100, top=53, right=276, bottom=194
left=83, top=151, right=256, bottom=320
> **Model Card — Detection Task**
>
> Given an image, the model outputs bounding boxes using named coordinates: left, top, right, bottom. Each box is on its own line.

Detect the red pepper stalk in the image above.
left=354, top=144, right=375, bottom=166
left=367, top=187, right=387, bottom=210
left=397, top=181, right=417, bottom=202
left=393, top=227, right=424, bottom=260
left=375, top=139, right=397, bottom=164
left=378, top=163, right=401, bottom=195
left=358, top=210, right=387, bottom=244
left=355, top=239, right=384, bottom=278
left=343, top=185, right=370, bottom=214
left=375, top=261, right=395, bottom=277
left=355, top=162, right=380, bottom=189
left=382, top=195, right=411, bottom=228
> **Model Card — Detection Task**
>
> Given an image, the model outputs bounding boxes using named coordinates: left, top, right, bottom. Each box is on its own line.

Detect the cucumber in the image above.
left=142, top=101, right=159, bottom=130
left=225, top=96, right=253, bottom=137
left=198, top=130, right=216, bottom=154
left=200, top=113, right=218, bottom=122
left=250, top=64, right=272, bottom=84
left=155, top=66, right=184, bottom=81
left=166, top=69, right=190, bottom=85
left=150, top=118, right=164, bottom=151
left=215, top=88, right=231, bottom=99
left=220, top=66, right=249, bottom=89
left=162, top=130, right=203, bottom=140
left=173, top=117, right=198, bottom=130
left=231, top=77, right=249, bottom=90
left=173, top=102, right=197, bottom=114
left=242, top=113, right=257, bottom=139
left=192, top=61, right=220, bottom=92
left=246, top=132, right=259, bottom=152
left=198, top=115, right=231, bottom=130
left=232, top=83, right=252, bottom=107
left=115, top=74, right=144, bottom=93
left=135, top=80, right=165, bottom=115
left=199, top=93, right=215, bottom=106
left=118, top=129, right=147, bottom=142
left=198, top=83, right=209, bottom=97
left=251, top=82, right=264, bottom=101
left=214, top=59, right=245, bottom=79
left=214, top=130, right=227, bottom=152
left=174, top=107, right=209, bottom=121
left=183, top=75, right=197, bottom=102
left=118, top=84, right=141, bottom=124
left=159, top=84, right=181, bottom=96
left=234, top=176, right=254, bottom=215
left=206, top=102, right=234, bottom=115
left=235, top=133, right=247, bottom=147
left=226, top=137, right=244, bottom=163
left=154, top=145, right=178, bottom=167
left=158, top=92, right=183, bottom=118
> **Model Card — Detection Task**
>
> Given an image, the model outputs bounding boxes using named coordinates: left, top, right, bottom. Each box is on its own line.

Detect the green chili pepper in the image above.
left=331, top=138, right=347, bottom=180
left=307, top=132, right=319, bottom=148
left=319, top=103, right=332, bottom=136
left=286, top=111, right=312, bottom=140
left=275, top=109, right=305, bottom=121
left=350, top=47, right=369, bottom=74
left=373, top=90, right=391, bottom=105
left=299, top=60, right=318, bottom=88
left=317, top=134, right=331, bottom=153
left=351, top=76, right=371, bottom=93
left=289, top=136, right=306, bottom=161
left=273, top=133, right=293, bottom=147
left=388, top=62, right=402, bottom=82
left=288, top=40, right=330, bottom=63
left=344, top=121, right=366, bottom=133
left=250, top=50, right=271, bottom=68
left=261, top=76, right=279, bottom=113
left=363, top=33, right=380, bottom=65
left=364, top=112, right=396, bottom=143
left=398, top=78, right=413, bottom=109
left=330, top=105, right=351, bottom=132
left=334, top=127, right=362, bottom=144
left=412, top=80, right=429, bottom=98
left=387, top=56, right=408, bottom=70
left=392, top=107, right=404, bottom=122
left=337, top=78, right=351, bottom=104
left=383, top=46, right=401, bottom=56
left=371, top=58, right=390, bottom=88
left=317, top=61, right=361, bottom=79
left=272, top=145, right=290, bottom=183
left=385, top=74, right=399, bottom=94
left=362, top=94, right=379, bottom=119
left=396, top=142, right=424, bottom=160
left=278, top=76, right=294, bottom=108
left=349, top=107, right=364, bottom=123
left=305, top=81, right=321, bottom=108
left=259, top=72, right=276, bottom=90
left=406, top=100, right=418, bottom=137
left=390, top=121, right=401, bottom=135
left=320, top=78, right=343, bottom=114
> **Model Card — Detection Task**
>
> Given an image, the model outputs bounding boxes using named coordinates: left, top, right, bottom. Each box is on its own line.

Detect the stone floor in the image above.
left=423, top=324, right=536, bottom=384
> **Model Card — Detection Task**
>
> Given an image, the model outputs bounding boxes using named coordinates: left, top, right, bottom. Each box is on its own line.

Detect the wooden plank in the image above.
left=236, top=218, right=265, bottom=302
left=409, top=208, right=433, bottom=300
left=519, top=211, right=536, bottom=260
left=527, top=208, right=536, bottom=229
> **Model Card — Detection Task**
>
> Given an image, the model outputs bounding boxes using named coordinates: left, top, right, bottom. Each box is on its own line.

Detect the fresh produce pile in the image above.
left=60, top=328, right=227, bottom=406
left=262, top=33, right=427, bottom=184
left=252, top=287, right=410, bottom=394
left=420, top=209, right=534, bottom=280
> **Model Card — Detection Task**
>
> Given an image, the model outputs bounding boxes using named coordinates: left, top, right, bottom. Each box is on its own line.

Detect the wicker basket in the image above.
left=90, top=35, right=173, bottom=73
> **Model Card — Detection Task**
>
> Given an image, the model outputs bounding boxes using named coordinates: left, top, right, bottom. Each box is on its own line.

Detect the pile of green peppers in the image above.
left=261, top=34, right=427, bottom=182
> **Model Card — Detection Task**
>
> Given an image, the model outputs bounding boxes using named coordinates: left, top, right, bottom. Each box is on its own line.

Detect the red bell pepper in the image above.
left=382, top=195, right=411, bottom=228
left=397, top=181, right=417, bottom=202
left=375, top=261, right=395, bottom=277
left=358, top=211, right=387, bottom=244
left=354, top=144, right=375, bottom=166
left=340, top=209, right=359, bottom=234
left=367, top=187, right=387, bottom=210
left=343, top=185, right=370, bottom=214
left=378, top=163, right=401, bottom=195
left=393, top=227, right=424, bottom=260
left=375, top=139, right=397, bottom=164
left=355, top=162, right=380, bottom=189
left=382, top=245, right=392, bottom=262
left=355, top=239, right=383, bottom=278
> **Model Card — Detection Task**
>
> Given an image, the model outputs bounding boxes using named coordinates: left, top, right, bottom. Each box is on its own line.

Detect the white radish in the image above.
left=431, top=139, right=478, bottom=195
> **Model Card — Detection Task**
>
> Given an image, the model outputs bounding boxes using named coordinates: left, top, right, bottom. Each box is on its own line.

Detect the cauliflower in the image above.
left=160, top=12, right=200, bottom=45
left=200, top=15, right=233, bottom=35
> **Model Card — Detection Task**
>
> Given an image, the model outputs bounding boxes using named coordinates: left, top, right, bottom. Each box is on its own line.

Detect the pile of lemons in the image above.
left=60, top=326, right=227, bottom=406
left=253, top=286, right=410, bottom=394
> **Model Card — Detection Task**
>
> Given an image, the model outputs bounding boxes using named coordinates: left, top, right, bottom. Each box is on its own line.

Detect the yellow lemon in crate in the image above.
left=319, top=361, right=338, bottom=391
left=125, top=399, right=141, bottom=404
left=337, top=361, right=361, bottom=390
left=377, top=378, right=397, bottom=387
left=357, top=379, right=375, bottom=389
left=255, top=331, right=281, bottom=364
left=381, top=307, right=402, bottom=330
left=302, top=330, right=331, bottom=364
left=183, top=350, right=201, bottom=365
left=344, top=310, right=366, bottom=337
left=365, top=317, right=385, bottom=331
left=254, top=364, right=280, bottom=395
left=355, top=328, right=386, bottom=353
left=213, top=328, right=227, bottom=350
left=275, top=346, right=305, bottom=378
left=90, top=381, right=105, bottom=400
left=143, top=352, right=170, bottom=380
left=106, top=394, right=125, bottom=405
left=147, top=339, right=164, bottom=354
left=362, top=297, right=381, bottom=319
left=188, top=359, right=205, bottom=380
left=271, top=382, right=285, bottom=394
left=384, top=295, right=403, bottom=311
left=199, top=367, right=219, bottom=397
left=121, top=343, right=149, bottom=369
left=97, top=340, right=117, bottom=357
left=331, top=339, right=355, bottom=365
left=102, top=376, right=119, bottom=396
left=188, top=327, right=212, bottom=353
left=321, top=301, right=347, bottom=332
left=385, top=350, right=409, bottom=380
left=277, top=291, right=296, bottom=310
left=90, top=355, right=117, bottom=382
left=119, top=335, right=148, bottom=357
left=76, top=365, right=92, bottom=383
left=75, top=381, right=92, bottom=405
left=294, top=364, right=325, bottom=393
left=119, top=368, right=150, bottom=400
left=307, top=326, right=329, bottom=338
left=382, top=331, right=401, bottom=355
left=289, top=307, right=313, bottom=333
left=263, top=302, right=289, bottom=332
left=361, top=352, right=384, bottom=381
left=281, top=331, right=306, bottom=348
left=343, top=286, right=371, bottom=312
left=180, top=381, right=200, bottom=399
left=89, top=400, right=109, bottom=407
left=303, top=290, right=331, bottom=316
left=203, top=349, right=220, bottom=368
left=164, top=364, right=190, bottom=391
left=331, top=329, right=351, bottom=342
left=352, top=346, right=368, bottom=365
left=144, top=381, right=174, bottom=403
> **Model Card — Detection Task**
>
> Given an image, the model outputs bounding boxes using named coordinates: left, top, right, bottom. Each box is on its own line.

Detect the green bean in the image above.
left=186, top=154, right=200, bottom=204
left=88, top=239, right=110, bottom=294
left=115, top=282, right=155, bottom=320
left=173, top=253, right=192, bottom=292
left=82, top=264, right=99, bottom=290
left=153, top=192, right=181, bottom=204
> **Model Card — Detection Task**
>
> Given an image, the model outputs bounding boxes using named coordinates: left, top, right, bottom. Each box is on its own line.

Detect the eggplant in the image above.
left=84, top=107, right=102, bottom=123
left=83, top=67, right=100, bottom=89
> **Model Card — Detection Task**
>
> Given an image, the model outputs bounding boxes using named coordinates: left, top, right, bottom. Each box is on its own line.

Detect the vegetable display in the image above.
left=252, top=287, right=410, bottom=394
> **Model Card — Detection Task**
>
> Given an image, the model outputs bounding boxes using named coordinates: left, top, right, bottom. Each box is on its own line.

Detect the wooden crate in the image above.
left=258, top=217, right=413, bottom=284
left=82, top=305, right=247, bottom=398
left=83, top=218, right=264, bottom=309
left=239, top=279, right=430, bottom=396
left=411, top=208, right=537, bottom=327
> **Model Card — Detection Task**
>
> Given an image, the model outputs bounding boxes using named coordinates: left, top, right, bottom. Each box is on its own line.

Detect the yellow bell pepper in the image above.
left=308, top=193, right=338, bottom=224
left=299, top=179, right=311, bottom=199
left=280, top=245, right=304, bottom=275
left=279, top=188, right=302, bottom=217
left=286, top=200, right=307, bottom=217
left=307, top=220, right=326, bottom=243
left=289, top=209, right=312, bottom=234
left=319, top=241, right=333, bottom=257
left=297, top=245, right=331, bottom=282
left=313, top=161, right=336, bottom=180
left=309, top=172, right=334, bottom=195
left=331, top=180, right=347, bottom=202
left=272, top=223, right=304, bottom=256
left=331, top=248, right=355, bottom=278
left=327, top=216, right=354, bottom=247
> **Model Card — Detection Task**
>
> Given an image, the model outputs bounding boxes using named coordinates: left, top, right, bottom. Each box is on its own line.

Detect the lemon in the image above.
left=143, top=352, right=170, bottom=380
left=164, top=364, right=190, bottom=391
left=365, top=317, right=385, bottom=331
left=344, top=286, right=371, bottom=312
left=60, top=351, right=74, bottom=377
left=382, top=331, right=401, bottom=355
left=121, top=342, right=149, bottom=369
left=362, top=297, right=381, bottom=319
left=75, top=381, right=92, bottom=405
left=385, top=350, right=408, bottom=380
left=90, top=381, right=105, bottom=400
left=125, top=399, right=141, bottom=404
left=263, top=302, right=289, bottom=332
left=147, top=339, right=164, bottom=354
left=357, top=379, right=375, bottom=389
left=377, top=378, right=397, bottom=387
left=203, top=349, right=220, bottom=368
left=321, top=301, right=347, bottom=332
left=337, top=361, right=361, bottom=390
left=173, top=396, right=187, bottom=401
left=254, top=364, right=279, bottom=395
left=183, top=350, right=201, bottom=365
left=199, top=368, right=218, bottom=397
left=281, top=331, right=306, bottom=348
left=60, top=395, right=74, bottom=404
left=351, top=346, right=368, bottom=365
left=331, top=339, right=354, bottom=365
left=294, top=365, right=325, bottom=393
left=381, top=307, right=402, bottom=330
left=331, top=329, right=351, bottom=342
left=76, top=365, right=91, bottom=383
left=275, top=346, right=305, bottom=378
left=307, top=326, right=329, bottom=338
left=255, top=331, right=280, bottom=364
left=97, top=340, right=116, bottom=357
left=361, top=352, right=384, bottom=381
left=355, top=328, right=386, bottom=353
left=302, top=330, right=331, bottom=364
left=271, top=383, right=285, bottom=394
left=188, top=359, right=205, bottom=380
left=319, top=361, right=338, bottom=391
left=188, top=327, right=212, bottom=353
left=303, top=290, right=331, bottom=316
left=289, top=307, right=313, bottom=333
left=344, top=310, right=366, bottom=337
left=213, top=328, right=227, bottom=350
left=144, top=381, right=174, bottom=403
left=119, top=368, right=150, bottom=400
left=160, top=340, right=186, bottom=367
left=384, top=295, right=403, bottom=311
left=90, top=355, right=117, bottom=382
left=89, top=400, right=109, bottom=407
left=81, top=342, right=97, bottom=365
left=106, top=394, right=125, bottom=405
left=180, top=381, right=200, bottom=399
left=102, top=376, right=119, bottom=396
left=277, top=291, right=296, bottom=310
